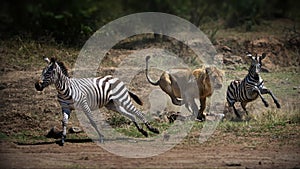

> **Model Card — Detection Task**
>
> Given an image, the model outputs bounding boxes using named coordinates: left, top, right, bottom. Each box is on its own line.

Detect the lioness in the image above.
left=145, top=56, right=224, bottom=121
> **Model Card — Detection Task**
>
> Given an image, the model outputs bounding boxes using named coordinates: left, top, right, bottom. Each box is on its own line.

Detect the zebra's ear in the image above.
left=50, top=58, right=57, bottom=63
left=261, top=53, right=267, bottom=60
left=246, top=53, right=255, bottom=60
left=44, top=58, right=50, bottom=64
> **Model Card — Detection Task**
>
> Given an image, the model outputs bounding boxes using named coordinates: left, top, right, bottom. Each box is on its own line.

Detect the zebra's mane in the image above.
left=56, top=60, right=70, bottom=78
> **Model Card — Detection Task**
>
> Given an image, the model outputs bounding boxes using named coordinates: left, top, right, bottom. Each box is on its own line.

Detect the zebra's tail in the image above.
left=145, top=56, right=159, bottom=86
left=129, top=91, right=143, bottom=106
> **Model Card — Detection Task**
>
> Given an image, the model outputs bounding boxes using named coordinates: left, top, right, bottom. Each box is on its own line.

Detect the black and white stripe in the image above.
left=226, top=53, right=281, bottom=118
left=35, top=58, right=159, bottom=145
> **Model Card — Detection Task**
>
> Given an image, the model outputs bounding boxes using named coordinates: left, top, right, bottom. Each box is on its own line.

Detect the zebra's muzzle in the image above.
left=35, top=81, right=44, bottom=91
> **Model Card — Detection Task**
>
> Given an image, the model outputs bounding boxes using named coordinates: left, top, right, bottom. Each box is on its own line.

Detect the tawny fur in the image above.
left=145, top=56, right=224, bottom=120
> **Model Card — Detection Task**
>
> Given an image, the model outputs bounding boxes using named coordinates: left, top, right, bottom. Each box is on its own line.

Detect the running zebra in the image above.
left=226, top=53, right=281, bottom=118
left=35, top=58, right=159, bottom=145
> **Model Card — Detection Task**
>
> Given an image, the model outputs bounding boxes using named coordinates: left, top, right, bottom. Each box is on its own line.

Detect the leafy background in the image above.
left=1, top=0, right=299, bottom=45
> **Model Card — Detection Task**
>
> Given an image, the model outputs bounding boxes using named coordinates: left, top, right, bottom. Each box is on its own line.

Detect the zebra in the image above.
left=226, top=53, right=281, bottom=118
left=35, top=57, right=159, bottom=146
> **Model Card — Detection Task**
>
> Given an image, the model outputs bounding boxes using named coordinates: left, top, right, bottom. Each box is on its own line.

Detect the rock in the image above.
left=0, top=83, right=7, bottom=90
left=230, top=55, right=244, bottom=64
left=69, top=126, right=83, bottom=133
left=223, top=57, right=236, bottom=65
left=293, top=86, right=300, bottom=90
left=153, top=116, right=162, bottom=122
left=223, top=55, right=244, bottom=65
left=46, top=126, right=62, bottom=139
left=261, top=67, right=270, bottom=73
left=225, top=65, right=236, bottom=70
left=43, top=108, right=52, bottom=113
left=225, top=162, right=242, bottom=166
left=222, top=45, right=232, bottom=52
left=163, top=133, right=170, bottom=141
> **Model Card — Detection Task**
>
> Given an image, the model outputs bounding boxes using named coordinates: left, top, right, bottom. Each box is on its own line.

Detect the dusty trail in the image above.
left=1, top=140, right=299, bottom=169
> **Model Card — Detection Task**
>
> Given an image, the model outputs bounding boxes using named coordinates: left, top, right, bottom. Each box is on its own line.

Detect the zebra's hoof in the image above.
left=195, top=117, right=205, bottom=122
left=264, top=102, right=269, bottom=107
left=276, top=103, right=281, bottom=108
left=140, top=130, right=148, bottom=137
left=98, top=134, right=105, bottom=143
left=151, top=127, right=160, bottom=134
left=59, top=140, right=64, bottom=146
left=196, top=114, right=206, bottom=122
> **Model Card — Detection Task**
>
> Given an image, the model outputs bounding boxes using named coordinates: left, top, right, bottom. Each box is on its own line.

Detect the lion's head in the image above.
left=206, top=66, right=224, bottom=90
left=193, top=66, right=224, bottom=92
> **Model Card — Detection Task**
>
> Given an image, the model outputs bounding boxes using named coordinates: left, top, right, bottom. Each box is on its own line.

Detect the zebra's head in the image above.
left=35, top=58, right=57, bottom=91
left=35, top=57, right=69, bottom=91
left=247, top=53, right=266, bottom=74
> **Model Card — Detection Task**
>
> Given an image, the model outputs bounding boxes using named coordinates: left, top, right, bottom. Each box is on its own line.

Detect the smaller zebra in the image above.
left=226, top=53, right=281, bottom=118
left=35, top=57, right=159, bottom=145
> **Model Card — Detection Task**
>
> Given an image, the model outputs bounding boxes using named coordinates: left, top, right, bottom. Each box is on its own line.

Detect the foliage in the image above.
left=283, top=25, right=300, bottom=50
left=1, top=0, right=299, bottom=45
left=0, top=132, right=8, bottom=140
left=106, top=111, right=131, bottom=127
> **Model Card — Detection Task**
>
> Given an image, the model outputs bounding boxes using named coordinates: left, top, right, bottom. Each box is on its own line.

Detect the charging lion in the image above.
left=145, top=56, right=224, bottom=121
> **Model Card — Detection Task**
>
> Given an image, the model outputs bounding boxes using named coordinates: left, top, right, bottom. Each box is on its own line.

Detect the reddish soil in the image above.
left=0, top=23, right=299, bottom=168
left=0, top=132, right=299, bottom=168
left=0, top=67, right=299, bottom=169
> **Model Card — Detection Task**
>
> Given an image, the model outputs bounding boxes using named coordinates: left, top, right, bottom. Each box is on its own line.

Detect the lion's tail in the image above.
left=145, top=56, right=159, bottom=86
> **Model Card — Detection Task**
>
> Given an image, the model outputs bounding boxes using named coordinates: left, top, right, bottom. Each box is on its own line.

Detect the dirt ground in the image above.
left=1, top=139, right=299, bottom=169
left=0, top=64, right=299, bottom=169
left=0, top=19, right=300, bottom=168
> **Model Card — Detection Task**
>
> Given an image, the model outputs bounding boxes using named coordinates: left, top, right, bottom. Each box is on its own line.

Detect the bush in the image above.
left=1, top=0, right=299, bottom=45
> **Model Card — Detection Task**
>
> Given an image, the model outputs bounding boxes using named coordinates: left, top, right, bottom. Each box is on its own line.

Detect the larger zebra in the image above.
left=35, top=58, right=159, bottom=145
left=226, top=53, right=281, bottom=118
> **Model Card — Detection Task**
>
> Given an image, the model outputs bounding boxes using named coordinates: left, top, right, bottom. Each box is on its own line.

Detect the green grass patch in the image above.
left=9, top=129, right=90, bottom=145
left=261, top=71, right=300, bottom=97
left=10, top=130, right=49, bottom=144
left=8, top=109, right=299, bottom=145
left=1, top=37, right=78, bottom=71
left=0, top=132, right=9, bottom=140
left=218, top=109, right=300, bottom=139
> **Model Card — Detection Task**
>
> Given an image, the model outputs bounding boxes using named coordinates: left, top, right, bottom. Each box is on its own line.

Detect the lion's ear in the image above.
left=205, top=67, right=212, bottom=75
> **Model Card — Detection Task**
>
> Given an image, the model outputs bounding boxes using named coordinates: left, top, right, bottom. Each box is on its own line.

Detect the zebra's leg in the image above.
left=118, top=102, right=159, bottom=135
left=115, top=105, right=149, bottom=137
left=253, top=87, right=269, bottom=107
left=81, top=102, right=104, bottom=143
left=85, top=111, right=105, bottom=143
left=227, top=97, right=241, bottom=118
left=125, top=107, right=159, bottom=134
left=61, top=109, right=70, bottom=146
left=133, top=121, right=148, bottom=137
left=260, top=88, right=281, bottom=108
left=228, top=101, right=241, bottom=118
left=144, top=121, right=160, bottom=134
left=232, top=104, right=241, bottom=118
left=241, top=101, right=248, bottom=115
